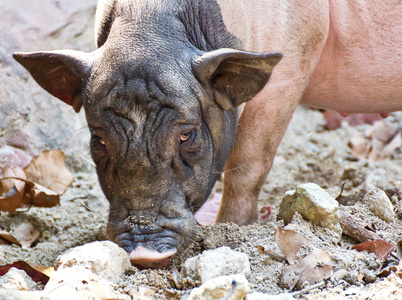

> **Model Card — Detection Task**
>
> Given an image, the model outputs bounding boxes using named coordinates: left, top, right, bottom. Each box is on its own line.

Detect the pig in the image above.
left=13, top=0, right=402, bottom=268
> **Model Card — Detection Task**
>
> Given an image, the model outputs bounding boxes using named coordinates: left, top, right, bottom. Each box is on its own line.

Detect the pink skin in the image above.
left=129, top=247, right=177, bottom=269
left=214, top=0, right=402, bottom=224
left=195, top=193, right=222, bottom=226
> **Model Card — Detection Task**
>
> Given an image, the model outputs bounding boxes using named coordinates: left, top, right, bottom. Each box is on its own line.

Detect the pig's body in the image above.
left=214, top=0, right=402, bottom=224
left=14, top=0, right=402, bottom=268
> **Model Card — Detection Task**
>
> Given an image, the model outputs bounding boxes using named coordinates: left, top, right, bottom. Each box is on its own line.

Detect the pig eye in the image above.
left=179, top=130, right=194, bottom=143
left=92, top=133, right=105, bottom=146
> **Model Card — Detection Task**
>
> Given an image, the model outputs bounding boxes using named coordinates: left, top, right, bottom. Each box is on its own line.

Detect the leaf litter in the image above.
left=0, top=150, right=72, bottom=282
left=0, top=150, right=72, bottom=215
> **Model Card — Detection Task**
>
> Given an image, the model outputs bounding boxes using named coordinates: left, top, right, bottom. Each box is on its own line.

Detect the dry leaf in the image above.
left=256, top=245, right=286, bottom=262
left=0, top=185, right=24, bottom=215
left=12, top=221, right=40, bottom=248
left=377, top=266, right=397, bottom=278
left=274, top=226, right=312, bottom=264
left=0, top=230, right=22, bottom=247
left=24, top=150, right=73, bottom=194
left=0, top=166, right=26, bottom=194
left=0, top=261, right=50, bottom=284
left=349, top=120, right=401, bottom=163
left=29, top=182, right=60, bottom=207
left=0, top=167, right=28, bottom=215
left=27, top=262, right=54, bottom=278
left=295, top=248, right=332, bottom=289
left=280, top=247, right=333, bottom=290
left=276, top=227, right=333, bottom=290
left=352, top=239, right=395, bottom=263
left=281, top=264, right=300, bottom=290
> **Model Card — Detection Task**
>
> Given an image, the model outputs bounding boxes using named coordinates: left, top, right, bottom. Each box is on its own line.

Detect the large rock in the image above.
left=182, top=246, right=251, bottom=284
left=43, top=266, right=129, bottom=300
left=364, top=188, right=395, bottom=222
left=0, top=0, right=98, bottom=173
left=187, top=274, right=250, bottom=300
left=279, top=183, right=341, bottom=233
left=54, top=241, right=131, bottom=282
left=0, top=267, right=37, bottom=291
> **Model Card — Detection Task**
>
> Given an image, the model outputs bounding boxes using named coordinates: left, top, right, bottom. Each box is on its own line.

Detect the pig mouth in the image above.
left=112, top=225, right=187, bottom=269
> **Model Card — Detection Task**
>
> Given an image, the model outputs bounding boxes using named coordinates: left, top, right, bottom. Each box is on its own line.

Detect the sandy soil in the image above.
left=1, top=106, right=402, bottom=299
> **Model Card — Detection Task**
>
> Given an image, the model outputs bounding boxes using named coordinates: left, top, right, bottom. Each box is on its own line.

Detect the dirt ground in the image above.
left=1, top=106, right=402, bottom=299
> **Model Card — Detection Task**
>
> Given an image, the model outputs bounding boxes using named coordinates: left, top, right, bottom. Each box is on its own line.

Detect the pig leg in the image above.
left=216, top=40, right=329, bottom=225
left=216, top=85, right=300, bottom=225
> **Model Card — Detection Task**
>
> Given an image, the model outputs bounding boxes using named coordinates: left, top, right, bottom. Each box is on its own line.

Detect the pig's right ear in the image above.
left=13, top=50, right=93, bottom=113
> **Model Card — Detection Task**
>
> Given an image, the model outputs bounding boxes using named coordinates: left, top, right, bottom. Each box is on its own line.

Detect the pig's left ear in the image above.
left=13, top=50, right=93, bottom=113
left=193, top=49, right=282, bottom=110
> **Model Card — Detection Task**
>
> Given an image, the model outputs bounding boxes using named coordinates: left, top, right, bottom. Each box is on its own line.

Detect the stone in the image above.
left=279, top=183, right=341, bottom=233
left=182, top=246, right=251, bottom=284
left=42, top=266, right=129, bottom=300
left=54, top=241, right=131, bottom=282
left=364, top=188, right=395, bottom=222
left=187, top=274, right=249, bottom=300
left=0, top=267, right=37, bottom=291
left=0, top=290, right=42, bottom=300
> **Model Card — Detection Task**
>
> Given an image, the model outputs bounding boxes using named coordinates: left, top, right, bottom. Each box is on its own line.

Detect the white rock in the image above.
left=364, top=188, right=395, bottom=222
left=0, top=267, right=37, bottom=291
left=182, top=246, right=251, bottom=284
left=246, top=292, right=294, bottom=300
left=187, top=274, right=249, bottom=300
left=43, top=266, right=129, bottom=300
left=0, top=290, right=42, bottom=300
left=54, top=241, right=131, bottom=282
left=279, top=183, right=341, bottom=233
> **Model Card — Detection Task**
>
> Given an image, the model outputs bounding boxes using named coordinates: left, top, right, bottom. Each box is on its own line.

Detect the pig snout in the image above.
left=128, top=246, right=177, bottom=269
left=109, top=203, right=198, bottom=269
left=112, top=225, right=181, bottom=269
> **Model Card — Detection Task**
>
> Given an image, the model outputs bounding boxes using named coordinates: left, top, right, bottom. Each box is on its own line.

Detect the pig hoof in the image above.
left=128, top=246, right=177, bottom=269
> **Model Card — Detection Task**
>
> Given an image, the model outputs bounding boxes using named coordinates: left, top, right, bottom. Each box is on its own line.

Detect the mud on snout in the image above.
left=106, top=199, right=199, bottom=269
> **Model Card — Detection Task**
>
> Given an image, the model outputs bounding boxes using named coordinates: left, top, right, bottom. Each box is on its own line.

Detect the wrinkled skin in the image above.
left=13, top=0, right=401, bottom=268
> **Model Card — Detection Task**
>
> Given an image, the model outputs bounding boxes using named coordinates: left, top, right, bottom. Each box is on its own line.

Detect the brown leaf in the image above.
left=280, top=247, right=333, bottom=290
left=0, top=167, right=28, bottom=215
left=352, top=239, right=395, bottom=263
left=0, top=261, right=49, bottom=284
left=23, top=150, right=73, bottom=195
left=29, top=182, right=60, bottom=207
left=0, top=230, right=22, bottom=247
left=281, top=264, right=300, bottom=290
left=256, top=245, right=286, bottom=262
left=295, top=248, right=333, bottom=289
left=0, top=185, right=24, bottom=215
left=274, top=226, right=312, bottom=264
left=12, top=221, right=40, bottom=248
left=0, top=166, right=26, bottom=194
left=377, top=266, right=397, bottom=278
left=28, top=262, right=54, bottom=278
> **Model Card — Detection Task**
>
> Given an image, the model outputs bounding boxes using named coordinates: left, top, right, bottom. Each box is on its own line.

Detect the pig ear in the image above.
left=194, top=49, right=282, bottom=110
left=13, top=50, right=93, bottom=113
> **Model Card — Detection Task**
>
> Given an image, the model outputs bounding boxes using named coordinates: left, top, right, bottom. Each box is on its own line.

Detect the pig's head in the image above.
left=13, top=5, right=281, bottom=269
